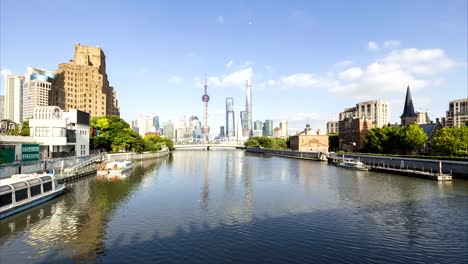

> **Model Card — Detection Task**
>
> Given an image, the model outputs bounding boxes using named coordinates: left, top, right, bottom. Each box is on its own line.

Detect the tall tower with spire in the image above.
left=201, top=74, right=210, bottom=143
left=400, top=85, right=419, bottom=125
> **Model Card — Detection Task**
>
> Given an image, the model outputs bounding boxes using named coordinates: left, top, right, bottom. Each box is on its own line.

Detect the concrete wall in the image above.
left=246, top=147, right=326, bottom=161
left=336, top=153, right=468, bottom=178
left=106, top=150, right=170, bottom=162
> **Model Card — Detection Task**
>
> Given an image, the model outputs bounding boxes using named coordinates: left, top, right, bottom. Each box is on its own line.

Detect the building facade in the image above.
left=263, top=120, right=273, bottom=137
left=225, top=97, right=235, bottom=138
left=246, top=80, right=252, bottom=135
left=23, top=67, right=55, bottom=120
left=445, top=98, right=468, bottom=127
left=280, top=120, right=288, bottom=138
left=326, top=121, right=338, bottom=134
left=162, top=120, right=174, bottom=139
left=49, top=43, right=120, bottom=117
left=339, top=100, right=390, bottom=128
left=29, top=106, right=89, bottom=158
left=153, top=116, right=160, bottom=132
left=0, top=96, right=4, bottom=120
left=4, top=75, right=24, bottom=123
left=289, top=125, right=329, bottom=152
left=338, top=116, right=374, bottom=152
left=137, top=114, right=155, bottom=137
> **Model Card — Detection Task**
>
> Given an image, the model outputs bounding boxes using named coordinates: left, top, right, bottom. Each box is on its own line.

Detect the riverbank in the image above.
left=245, top=147, right=326, bottom=161
left=106, top=150, right=170, bottom=161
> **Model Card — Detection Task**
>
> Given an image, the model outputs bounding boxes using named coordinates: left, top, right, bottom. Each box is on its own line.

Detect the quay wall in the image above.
left=106, top=150, right=170, bottom=162
left=246, top=147, right=326, bottom=161
left=337, top=154, right=468, bottom=179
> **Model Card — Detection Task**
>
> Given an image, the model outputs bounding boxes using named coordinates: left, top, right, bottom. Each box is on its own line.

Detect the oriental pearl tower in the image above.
left=201, top=74, right=210, bottom=143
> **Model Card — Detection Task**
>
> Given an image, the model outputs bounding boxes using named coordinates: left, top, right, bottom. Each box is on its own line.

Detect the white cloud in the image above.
left=225, top=60, right=233, bottom=69
left=0, top=68, right=12, bottom=77
left=279, top=73, right=320, bottom=88
left=216, top=15, right=224, bottom=24
left=368, top=41, right=379, bottom=50
left=326, top=47, right=455, bottom=98
left=335, top=60, right=353, bottom=67
left=168, top=75, right=182, bottom=83
left=207, top=67, right=253, bottom=87
left=383, top=40, right=401, bottom=49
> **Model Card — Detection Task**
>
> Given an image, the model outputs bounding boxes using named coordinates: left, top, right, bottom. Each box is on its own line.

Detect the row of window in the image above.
left=0, top=179, right=53, bottom=207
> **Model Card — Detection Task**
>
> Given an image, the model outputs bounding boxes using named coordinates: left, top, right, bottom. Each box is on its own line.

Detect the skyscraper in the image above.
left=219, top=126, right=225, bottom=138
left=225, top=97, right=235, bottom=138
left=23, top=67, right=55, bottom=120
left=163, top=120, right=174, bottom=139
left=253, top=120, right=263, bottom=137
left=246, top=80, right=252, bottom=136
left=240, top=110, right=249, bottom=137
left=4, top=75, right=24, bottom=123
left=137, top=114, right=154, bottom=137
left=0, top=95, right=4, bottom=120
left=49, top=43, right=120, bottom=117
left=263, top=120, right=273, bottom=137
left=280, top=120, right=288, bottom=138
left=153, top=116, right=160, bottom=132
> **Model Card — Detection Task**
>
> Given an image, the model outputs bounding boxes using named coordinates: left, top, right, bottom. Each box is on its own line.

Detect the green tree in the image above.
left=399, top=123, right=428, bottom=154
left=20, top=119, right=30, bottom=136
left=244, top=138, right=260, bottom=147
left=432, top=126, right=468, bottom=156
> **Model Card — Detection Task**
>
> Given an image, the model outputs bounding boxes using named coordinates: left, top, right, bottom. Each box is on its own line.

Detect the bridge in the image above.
left=173, top=138, right=245, bottom=150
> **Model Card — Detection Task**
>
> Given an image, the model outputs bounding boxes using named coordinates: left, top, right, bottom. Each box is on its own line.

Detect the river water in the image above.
left=1, top=150, right=467, bottom=263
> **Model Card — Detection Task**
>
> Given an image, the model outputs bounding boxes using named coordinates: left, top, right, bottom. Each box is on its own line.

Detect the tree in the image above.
left=432, top=126, right=468, bottom=156
left=399, top=123, right=428, bottom=154
left=245, top=138, right=260, bottom=147
left=20, top=120, right=30, bottom=136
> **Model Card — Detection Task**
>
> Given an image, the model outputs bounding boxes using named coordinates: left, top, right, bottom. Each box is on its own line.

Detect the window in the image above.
left=30, top=185, right=41, bottom=197
left=15, top=189, right=28, bottom=202
left=0, top=193, right=12, bottom=207
left=43, top=182, right=53, bottom=192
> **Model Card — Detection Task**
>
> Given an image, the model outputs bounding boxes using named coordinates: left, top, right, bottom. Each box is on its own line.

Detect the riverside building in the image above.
left=4, top=75, right=24, bottom=123
left=23, top=67, right=55, bottom=120
left=445, top=98, right=468, bottom=127
left=49, top=43, right=120, bottom=117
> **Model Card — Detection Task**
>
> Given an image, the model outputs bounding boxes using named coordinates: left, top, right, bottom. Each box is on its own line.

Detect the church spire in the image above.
left=401, top=85, right=417, bottom=117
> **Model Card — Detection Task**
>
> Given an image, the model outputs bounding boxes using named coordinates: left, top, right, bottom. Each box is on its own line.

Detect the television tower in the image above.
left=201, top=74, right=210, bottom=143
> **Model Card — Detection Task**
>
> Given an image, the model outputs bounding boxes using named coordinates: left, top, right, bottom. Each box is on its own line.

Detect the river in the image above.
left=1, top=150, right=467, bottom=263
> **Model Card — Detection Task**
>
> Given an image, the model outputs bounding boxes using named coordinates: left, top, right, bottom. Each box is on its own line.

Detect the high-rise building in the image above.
left=273, top=127, right=281, bottom=138
left=0, top=95, right=4, bottom=120
left=445, top=98, right=468, bottom=127
left=131, top=119, right=139, bottom=133
left=253, top=120, right=263, bottom=137
left=163, top=120, right=174, bottom=139
left=153, top=116, right=160, bottom=132
left=263, top=120, right=273, bottom=137
left=225, top=97, right=235, bottom=138
left=189, top=115, right=202, bottom=139
left=326, top=121, right=338, bottom=134
left=339, top=100, right=390, bottom=128
left=219, top=126, right=225, bottom=138
left=4, top=75, right=24, bottom=123
left=246, top=80, right=252, bottom=136
left=49, top=43, right=120, bottom=117
left=240, top=111, right=249, bottom=137
left=280, top=120, right=288, bottom=138
left=137, top=114, right=154, bottom=137
left=22, top=67, right=55, bottom=120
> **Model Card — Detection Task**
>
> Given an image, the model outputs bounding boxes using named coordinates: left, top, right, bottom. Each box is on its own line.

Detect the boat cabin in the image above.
left=0, top=174, right=56, bottom=209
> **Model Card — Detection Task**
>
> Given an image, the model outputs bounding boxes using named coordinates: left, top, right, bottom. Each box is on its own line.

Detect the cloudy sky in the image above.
left=1, top=0, right=467, bottom=135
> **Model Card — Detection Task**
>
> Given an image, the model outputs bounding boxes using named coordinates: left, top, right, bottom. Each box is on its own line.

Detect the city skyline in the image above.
left=1, top=0, right=467, bottom=134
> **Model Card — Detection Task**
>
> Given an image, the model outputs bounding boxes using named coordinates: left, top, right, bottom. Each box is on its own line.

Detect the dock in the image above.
left=369, top=166, right=452, bottom=181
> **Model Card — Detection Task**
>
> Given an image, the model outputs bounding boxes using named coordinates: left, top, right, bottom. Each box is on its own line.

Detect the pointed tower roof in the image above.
left=401, top=85, right=417, bottom=117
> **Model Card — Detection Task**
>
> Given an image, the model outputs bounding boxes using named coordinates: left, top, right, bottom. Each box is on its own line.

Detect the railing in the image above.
left=63, top=154, right=105, bottom=172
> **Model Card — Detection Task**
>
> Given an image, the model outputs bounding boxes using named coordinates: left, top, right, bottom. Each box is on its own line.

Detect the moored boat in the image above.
left=97, top=160, right=133, bottom=176
left=0, top=173, right=66, bottom=219
left=337, top=158, right=369, bottom=171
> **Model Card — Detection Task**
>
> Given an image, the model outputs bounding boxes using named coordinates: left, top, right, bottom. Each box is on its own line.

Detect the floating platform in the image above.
left=370, top=166, right=452, bottom=181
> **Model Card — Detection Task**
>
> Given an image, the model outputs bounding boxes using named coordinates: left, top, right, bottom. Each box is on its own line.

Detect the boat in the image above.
left=97, top=160, right=133, bottom=176
left=0, top=173, right=66, bottom=219
left=337, top=158, right=369, bottom=171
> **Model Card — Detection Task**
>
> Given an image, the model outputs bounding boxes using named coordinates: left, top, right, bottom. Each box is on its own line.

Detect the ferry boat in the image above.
left=0, top=173, right=66, bottom=219
left=97, top=161, right=133, bottom=176
left=337, top=158, right=369, bottom=171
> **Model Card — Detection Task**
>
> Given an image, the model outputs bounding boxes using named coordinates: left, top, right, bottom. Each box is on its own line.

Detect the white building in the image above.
left=29, top=106, right=90, bottom=158
left=280, top=120, right=288, bottom=138
left=137, top=114, right=155, bottom=137
left=0, top=95, right=4, bottom=120
left=326, top=121, right=338, bottom=134
left=4, top=75, right=24, bottom=123
left=445, top=98, right=468, bottom=127
left=22, top=67, right=55, bottom=120
left=339, top=100, right=390, bottom=128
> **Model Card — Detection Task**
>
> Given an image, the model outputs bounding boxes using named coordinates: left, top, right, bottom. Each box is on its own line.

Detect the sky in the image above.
left=1, top=0, right=467, bottom=135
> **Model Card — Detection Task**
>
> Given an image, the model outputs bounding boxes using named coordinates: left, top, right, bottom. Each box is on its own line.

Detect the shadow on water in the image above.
left=40, top=195, right=468, bottom=264
left=0, top=157, right=168, bottom=261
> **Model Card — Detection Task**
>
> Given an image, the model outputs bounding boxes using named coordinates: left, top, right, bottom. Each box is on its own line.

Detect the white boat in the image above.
left=0, top=173, right=66, bottom=219
left=97, top=160, right=133, bottom=176
left=337, top=158, right=369, bottom=171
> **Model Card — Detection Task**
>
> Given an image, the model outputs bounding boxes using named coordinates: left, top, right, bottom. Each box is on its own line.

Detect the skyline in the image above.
left=1, top=0, right=467, bottom=134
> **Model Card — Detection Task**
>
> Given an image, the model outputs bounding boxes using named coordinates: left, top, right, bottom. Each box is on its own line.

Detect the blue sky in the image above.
left=1, top=0, right=467, bottom=134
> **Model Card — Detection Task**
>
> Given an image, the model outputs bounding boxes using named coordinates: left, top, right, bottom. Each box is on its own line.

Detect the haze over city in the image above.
left=1, top=0, right=467, bottom=134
